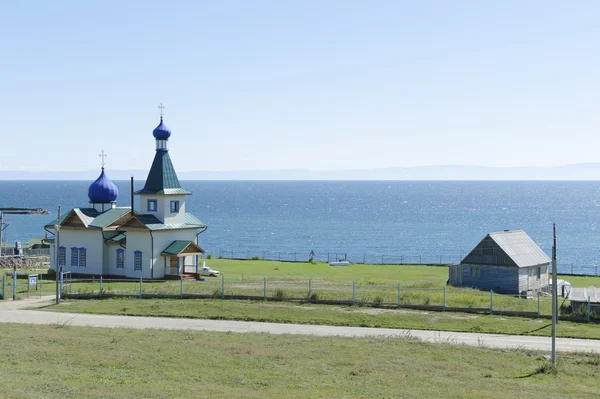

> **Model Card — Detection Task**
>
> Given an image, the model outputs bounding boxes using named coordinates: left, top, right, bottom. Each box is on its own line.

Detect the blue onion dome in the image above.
left=153, top=117, right=171, bottom=140
left=88, top=169, right=118, bottom=203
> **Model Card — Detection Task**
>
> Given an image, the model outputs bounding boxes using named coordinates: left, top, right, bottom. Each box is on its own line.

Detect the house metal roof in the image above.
left=135, top=151, right=191, bottom=195
left=462, top=230, right=550, bottom=268
left=127, top=213, right=206, bottom=231
left=88, top=207, right=131, bottom=228
left=161, top=240, right=205, bottom=256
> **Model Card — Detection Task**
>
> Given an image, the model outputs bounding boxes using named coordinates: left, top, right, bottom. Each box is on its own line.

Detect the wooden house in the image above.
left=448, top=230, right=550, bottom=296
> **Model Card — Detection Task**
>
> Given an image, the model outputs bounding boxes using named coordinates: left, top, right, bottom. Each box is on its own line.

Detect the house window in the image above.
left=536, top=266, right=541, bottom=279
left=116, top=249, right=125, bottom=269
left=134, top=251, right=142, bottom=271
left=170, top=200, right=180, bottom=213
left=470, top=266, right=480, bottom=278
left=58, top=246, right=66, bottom=266
left=79, top=248, right=87, bottom=267
left=147, top=199, right=157, bottom=212
left=71, top=247, right=78, bottom=267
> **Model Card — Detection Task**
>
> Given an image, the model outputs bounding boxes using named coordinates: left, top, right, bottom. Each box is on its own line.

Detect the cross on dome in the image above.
left=99, top=150, right=107, bottom=170
left=158, top=102, right=165, bottom=119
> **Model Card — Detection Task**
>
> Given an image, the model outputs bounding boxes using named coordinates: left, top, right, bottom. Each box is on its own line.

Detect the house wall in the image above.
left=517, top=264, right=549, bottom=295
left=124, top=230, right=153, bottom=279
left=449, top=263, right=519, bottom=294
left=55, top=228, right=104, bottom=275
left=151, top=229, right=199, bottom=278
left=138, top=194, right=186, bottom=224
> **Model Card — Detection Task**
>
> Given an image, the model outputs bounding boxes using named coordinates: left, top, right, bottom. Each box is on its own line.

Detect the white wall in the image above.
left=137, top=194, right=186, bottom=224
left=124, top=230, right=153, bottom=279
left=55, top=228, right=104, bottom=275
left=152, top=229, right=199, bottom=278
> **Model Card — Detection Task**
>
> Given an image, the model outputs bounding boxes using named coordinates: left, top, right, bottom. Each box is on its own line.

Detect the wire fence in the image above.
left=209, top=249, right=600, bottom=277
left=3, top=272, right=590, bottom=322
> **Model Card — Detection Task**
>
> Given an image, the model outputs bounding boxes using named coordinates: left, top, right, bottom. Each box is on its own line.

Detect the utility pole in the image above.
left=0, top=211, right=3, bottom=258
left=551, top=223, right=557, bottom=369
left=55, top=206, right=61, bottom=305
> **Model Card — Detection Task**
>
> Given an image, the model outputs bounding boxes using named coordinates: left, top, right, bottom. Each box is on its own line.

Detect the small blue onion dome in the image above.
left=153, top=117, right=171, bottom=140
left=88, top=169, right=118, bottom=203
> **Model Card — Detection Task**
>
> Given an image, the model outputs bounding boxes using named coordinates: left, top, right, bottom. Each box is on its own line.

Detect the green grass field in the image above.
left=0, top=323, right=599, bottom=399
left=44, top=298, right=600, bottom=339
left=26, top=259, right=600, bottom=316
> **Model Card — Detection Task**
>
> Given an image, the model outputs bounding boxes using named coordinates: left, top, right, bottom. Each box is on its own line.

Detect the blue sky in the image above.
left=2, top=1, right=599, bottom=173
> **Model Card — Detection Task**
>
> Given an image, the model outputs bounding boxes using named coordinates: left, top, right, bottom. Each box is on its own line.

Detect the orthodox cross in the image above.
left=158, top=102, right=165, bottom=118
left=99, top=150, right=107, bottom=169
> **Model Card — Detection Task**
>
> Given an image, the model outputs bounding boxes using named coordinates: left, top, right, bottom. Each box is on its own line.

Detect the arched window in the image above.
left=116, top=248, right=125, bottom=269
left=134, top=251, right=142, bottom=271
left=58, top=246, right=66, bottom=266
left=79, top=248, right=87, bottom=267
left=71, top=247, right=78, bottom=267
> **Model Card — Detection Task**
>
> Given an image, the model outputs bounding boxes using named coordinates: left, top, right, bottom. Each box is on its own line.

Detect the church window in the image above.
left=147, top=199, right=157, bottom=212
left=71, top=247, right=78, bottom=267
left=116, top=249, right=124, bottom=269
left=58, top=246, right=66, bottom=266
left=170, top=200, right=180, bottom=213
left=79, top=248, right=87, bottom=267
left=134, top=251, right=142, bottom=271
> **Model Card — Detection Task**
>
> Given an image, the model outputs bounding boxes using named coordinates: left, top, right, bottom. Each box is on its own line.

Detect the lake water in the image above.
left=1, top=180, right=600, bottom=273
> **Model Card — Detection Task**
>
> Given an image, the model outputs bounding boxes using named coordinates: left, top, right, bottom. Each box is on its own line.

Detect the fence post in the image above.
left=139, top=277, right=143, bottom=298
left=571, top=263, right=573, bottom=274
left=588, top=296, right=591, bottom=323
left=263, top=277, right=267, bottom=301
left=247, top=250, right=249, bottom=259
left=221, top=275, right=225, bottom=300
left=40, top=273, right=43, bottom=298
left=99, top=276, right=103, bottom=297
left=13, top=269, right=17, bottom=300
left=381, top=255, right=384, bottom=264
left=278, top=252, right=281, bottom=261
left=400, top=254, right=403, bottom=264
left=489, top=290, right=493, bottom=314
left=397, top=283, right=401, bottom=308
left=440, top=255, right=442, bottom=265
left=327, top=253, right=330, bottom=263
left=231, top=250, right=234, bottom=259
left=419, top=254, right=422, bottom=263
left=352, top=281, right=356, bottom=305
left=294, top=253, right=297, bottom=262
left=443, top=286, right=446, bottom=311
left=308, top=279, right=312, bottom=303
left=537, top=292, right=541, bottom=318
left=596, top=265, right=598, bottom=276
left=363, top=254, right=366, bottom=264
left=180, top=276, right=183, bottom=297
left=1, top=275, right=4, bottom=299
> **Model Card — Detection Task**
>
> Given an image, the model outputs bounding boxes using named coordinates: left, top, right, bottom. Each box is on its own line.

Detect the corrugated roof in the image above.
left=128, top=213, right=206, bottom=231
left=105, top=232, right=126, bottom=243
left=488, top=230, right=550, bottom=268
left=88, top=207, right=131, bottom=228
left=570, top=287, right=600, bottom=303
left=134, top=151, right=191, bottom=195
left=161, top=240, right=205, bottom=256
left=44, top=208, right=99, bottom=228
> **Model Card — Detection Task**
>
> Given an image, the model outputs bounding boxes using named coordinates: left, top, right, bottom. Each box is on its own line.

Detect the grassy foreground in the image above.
left=45, top=298, right=600, bottom=339
left=0, top=323, right=599, bottom=399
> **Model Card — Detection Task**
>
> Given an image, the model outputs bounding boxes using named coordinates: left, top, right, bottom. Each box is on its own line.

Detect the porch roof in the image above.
left=161, top=240, right=205, bottom=257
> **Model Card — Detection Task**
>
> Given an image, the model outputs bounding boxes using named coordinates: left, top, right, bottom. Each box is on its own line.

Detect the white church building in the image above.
left=45, top=115, right=206, bottom=279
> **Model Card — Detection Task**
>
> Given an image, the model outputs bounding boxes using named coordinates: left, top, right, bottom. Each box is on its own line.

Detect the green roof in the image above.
left=44, top=208, right=99, bottom=228
left=88, top=207, right=131, bottom=228
left=105, top=232, right=126, bottom=243
left=133, top=213, right=206, bottom=231
left=161, top=240, right=205, bottom=256
left=135, top=151, right=191, bottom=195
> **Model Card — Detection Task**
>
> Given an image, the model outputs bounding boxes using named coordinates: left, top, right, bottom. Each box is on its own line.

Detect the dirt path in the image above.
left=0, top=296, right=598, bottom=353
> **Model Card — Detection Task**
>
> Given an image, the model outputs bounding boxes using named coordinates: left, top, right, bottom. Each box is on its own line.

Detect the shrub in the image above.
left=308, top=257, right=316, bottom=264
left=310, top=292, right=319, bottom=302
left=251, top=256, right=261, bottom=260
left=373, top=296, right=384, bottom=304
left=274, top=289, right=286, bottom=299
left=207, top=254, right=212, bottom=259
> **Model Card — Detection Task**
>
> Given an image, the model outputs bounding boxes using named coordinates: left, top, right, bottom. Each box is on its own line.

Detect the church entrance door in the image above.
left=170, top=257, right=179, bottom=275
